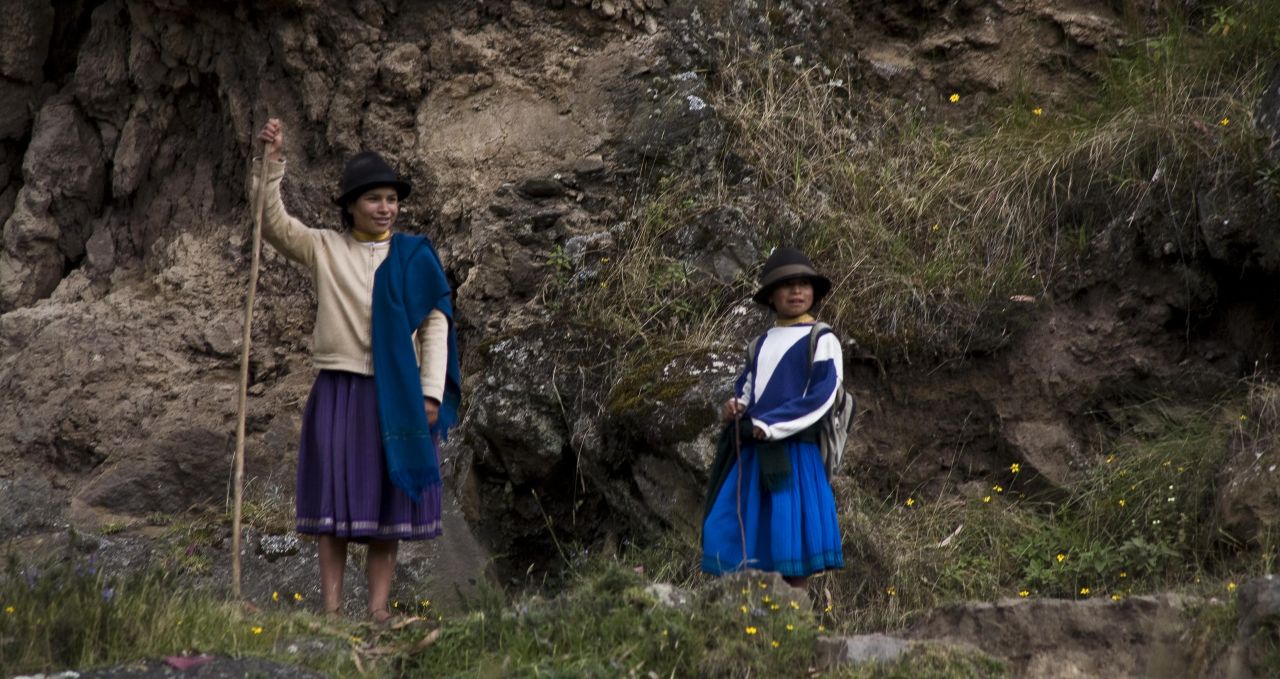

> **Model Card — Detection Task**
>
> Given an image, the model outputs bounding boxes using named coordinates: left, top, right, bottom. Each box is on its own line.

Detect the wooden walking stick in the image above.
left=231, top=137, right=270, bottom=598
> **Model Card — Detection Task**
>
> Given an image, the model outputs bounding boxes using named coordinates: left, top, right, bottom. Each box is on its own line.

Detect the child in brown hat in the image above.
left=702, top=247, right=844, bottom=588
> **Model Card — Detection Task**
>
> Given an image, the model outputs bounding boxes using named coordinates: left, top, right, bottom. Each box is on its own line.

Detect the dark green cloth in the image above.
left=702, top=420, right=820, bottom=521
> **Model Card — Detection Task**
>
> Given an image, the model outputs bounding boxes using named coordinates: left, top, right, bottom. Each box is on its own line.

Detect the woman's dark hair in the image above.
left=339, top=204, right=354, bottom=229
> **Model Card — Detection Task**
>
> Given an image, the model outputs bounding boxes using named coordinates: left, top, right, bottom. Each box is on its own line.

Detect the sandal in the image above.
left=370, top=609, right=420, bottom=629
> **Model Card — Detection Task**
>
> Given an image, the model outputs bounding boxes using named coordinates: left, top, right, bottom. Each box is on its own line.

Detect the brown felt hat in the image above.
left=751, top=247, right=832, bottom=306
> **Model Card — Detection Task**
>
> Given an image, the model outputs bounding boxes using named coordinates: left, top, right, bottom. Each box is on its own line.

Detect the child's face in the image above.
left=770, top=278, right=814, bottom=318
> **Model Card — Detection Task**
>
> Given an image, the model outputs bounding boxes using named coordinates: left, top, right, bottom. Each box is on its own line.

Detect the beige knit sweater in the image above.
left=249, top=159, right=447, bottom=401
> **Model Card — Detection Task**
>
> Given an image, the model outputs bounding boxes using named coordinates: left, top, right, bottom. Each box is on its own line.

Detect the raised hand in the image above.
left=256, top=118, right=284, bottom=162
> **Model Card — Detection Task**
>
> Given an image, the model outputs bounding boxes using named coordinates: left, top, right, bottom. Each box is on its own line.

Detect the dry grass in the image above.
left=713, top=39, right=1266, bottom=358
left=567, top=3, right=1277, bottom=363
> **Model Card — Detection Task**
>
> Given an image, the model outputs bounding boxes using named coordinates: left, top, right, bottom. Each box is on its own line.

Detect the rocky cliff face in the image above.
left=1, top=0, right=1278, bottom=598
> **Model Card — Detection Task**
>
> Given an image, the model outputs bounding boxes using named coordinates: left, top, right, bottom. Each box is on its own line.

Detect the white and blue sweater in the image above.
left=735, top=324, right=843, bottom=441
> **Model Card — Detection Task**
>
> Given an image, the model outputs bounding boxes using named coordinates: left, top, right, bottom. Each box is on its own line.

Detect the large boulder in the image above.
left=1217, top=576, right=1280, bottom=679
left=75, top=427, right=230, bottom=515
left=1255, top=62, right=1280, bottom=162
left=0, top=189, right=62, bottom=311
left=0, top=0, right=54, bottom=84
left=72, top=0, right=133, bottom=126
left=0, top=93, right=107, bottom=310
left=906, top=594, right=1197, bottom=677
left=1214, top=386, right=1280, bottom=546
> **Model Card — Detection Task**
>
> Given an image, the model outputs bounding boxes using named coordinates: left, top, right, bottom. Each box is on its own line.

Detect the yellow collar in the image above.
left=775, top=313, right=815, bottom=327
left=351, top=229, right=391, bottom=243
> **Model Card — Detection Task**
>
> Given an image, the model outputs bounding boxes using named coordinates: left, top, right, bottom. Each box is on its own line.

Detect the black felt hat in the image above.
left=333, top=151, right=412, bottom=206
left=751, top=247, right=832, bottom=306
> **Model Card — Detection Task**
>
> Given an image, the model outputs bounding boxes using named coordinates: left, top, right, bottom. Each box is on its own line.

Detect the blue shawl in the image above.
left=371, top=232, right=462, bottom=500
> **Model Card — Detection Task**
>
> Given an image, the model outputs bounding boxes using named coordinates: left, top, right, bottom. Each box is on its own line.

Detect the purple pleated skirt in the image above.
left=295, top=370, right=442, bottom=542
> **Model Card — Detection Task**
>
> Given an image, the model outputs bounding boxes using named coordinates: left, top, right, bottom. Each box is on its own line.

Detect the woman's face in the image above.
left=347, top=187, right=399, bottom=236
left=770, top=278, right=814, bottom=318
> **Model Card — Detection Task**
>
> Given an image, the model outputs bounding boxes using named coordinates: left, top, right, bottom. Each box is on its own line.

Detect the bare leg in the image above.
left=784, top=575, right=808, bottom=589
left=319, top=535, right=349, bottom=615
left=366, top=539, right=398, bottom=620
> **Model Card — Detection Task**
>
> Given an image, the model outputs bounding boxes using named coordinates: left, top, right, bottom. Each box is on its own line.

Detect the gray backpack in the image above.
left=746, top=323, right=856, bottom=477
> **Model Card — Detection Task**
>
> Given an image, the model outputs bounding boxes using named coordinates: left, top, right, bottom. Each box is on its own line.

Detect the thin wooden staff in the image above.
left=231, top=138, right=270, bottom=598
left=735, top=414, right=748, bottom=569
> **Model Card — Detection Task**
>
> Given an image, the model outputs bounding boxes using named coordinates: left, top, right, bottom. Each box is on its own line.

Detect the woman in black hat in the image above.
left=251, top=119, right=461, bottom=622
left=702, top=247, right=845, bottom=588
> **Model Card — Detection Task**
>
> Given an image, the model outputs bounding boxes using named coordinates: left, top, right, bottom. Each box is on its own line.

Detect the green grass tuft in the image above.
left=0, top=552, right=358, bottom=676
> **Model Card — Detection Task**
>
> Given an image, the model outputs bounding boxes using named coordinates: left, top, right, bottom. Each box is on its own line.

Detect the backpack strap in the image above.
left=743, top=334, right=767, bottom=408
left=806, top=322, right=833, bottom=380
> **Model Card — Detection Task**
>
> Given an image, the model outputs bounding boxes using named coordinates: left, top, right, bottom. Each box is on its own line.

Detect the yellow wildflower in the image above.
left=786, top=623, right=795, bottom=631
left=1018, top=590, right=1029, bottom=598
left=949, top=93, right=960, bottom=103
left=993, top=485, right=1004, bottom=493
left=1056, top=553, right=1066, bottom=563
left=983, top=496, right=992, bottom=503
left=1119, top=571, right=1127, bottom=579
left=4, top=606, right=13, bottom=614
left=1106, top=455, right=1115, bottom=464
left=789, top=601, right=800, bottom=610
left=271, top=591, right=279, bottom=602
left=1080, top=587, right=1090, bottom=596
left=251, top=626, right=264, bottom=635
left=740, top=605, right=749, bottom=614
left=771, top=640, right=780, bottom=649
left=906, top=497, right=915, bottom=507
left=745, top=626, right=758, bottom=635
left=741, top=588, right=750, bottom=595
left=421, top=600, right=431, bottom=608
left=1032, top=107, right=1043, bottom=116
left=1220, top=117, right=1230, bottom=127
left=1162, top=460, right=1172, bottom=467
left=293, top=592, right=303, bottom=602
left=770, top=603, right=780, bottom=611
left=931, top=223, right=940, bottom=232
left=818, top=625, right=826, bottom=632
left=1010, top=463, right=1021, bottom=474
left=762, top=595, right=771, bottom=603
left=1111, top=593, right=1122, bottom=601
left=1240, top=414, right=1248, bottom=421
left=886, top=586, right=897, bottom=597
left=1118, top=499, right=1126, bottom=507
left=824, top=603, right=833, bottom=613
left=1227, top=581, right=1238, bottom=592
left=759, top=581, right=769, bottom=589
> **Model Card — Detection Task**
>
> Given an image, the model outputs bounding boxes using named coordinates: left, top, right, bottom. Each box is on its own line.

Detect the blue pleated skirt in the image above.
left=295, top=370, right=442, bottom=542
left=701, top=440, right=844, bottom=577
